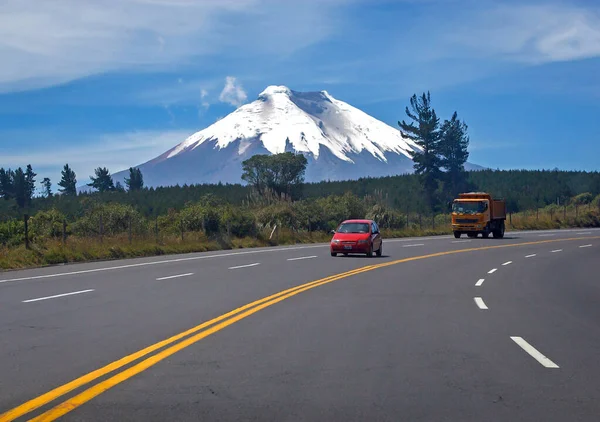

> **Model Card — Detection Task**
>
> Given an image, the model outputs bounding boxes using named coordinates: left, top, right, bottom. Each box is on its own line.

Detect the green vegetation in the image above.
left=1, top=91, right=599, bottom=270
left=1, top=190, right=598, bottom=270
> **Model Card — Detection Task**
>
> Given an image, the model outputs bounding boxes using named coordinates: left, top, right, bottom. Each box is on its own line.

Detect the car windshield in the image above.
left=337, top=223, right=370, bottom=233
left=452, top=201, right=486, bottom=215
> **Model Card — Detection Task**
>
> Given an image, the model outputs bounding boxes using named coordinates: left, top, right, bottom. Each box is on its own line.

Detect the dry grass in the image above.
left=1, top=209, right=598, bottom=271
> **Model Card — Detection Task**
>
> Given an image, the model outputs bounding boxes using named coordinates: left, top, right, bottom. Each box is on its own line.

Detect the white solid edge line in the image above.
left=538, top=234, right=556, bottom=237
left=551, top=249, right=563, bottom=253
left=0, top=245, right=328, bottom=284
left=452, top=240, right=472, bottom=243
left=510, top=336, right=559, bottom=368
left=403, top=244, right=425, bottom=247
left=577, top=232, right=592, bottom=235
left=228, top=263, right=261, bottom=270
left=475, top=279, right=485, bottom=287
left=488, top=268, right=497, bottom=274
left=579, top=244, right=592, bottom=248
left=474, top=297, right=488, bottom=309
left=525, top=254, right=537, bottom=258
left=287, top=256, right=318, bottom=261
left=502, top=261, right=512, bottom=266
left=156, top=273, right=194, bottom=281
left=22, top=289, right=95, bottom=303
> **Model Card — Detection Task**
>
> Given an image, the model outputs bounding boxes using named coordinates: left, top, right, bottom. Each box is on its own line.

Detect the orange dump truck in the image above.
left=451, top=192, right=506, bottom=239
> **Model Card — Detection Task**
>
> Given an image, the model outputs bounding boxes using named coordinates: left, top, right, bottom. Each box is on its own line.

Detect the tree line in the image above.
left=0, top=165, right=144, bottom=210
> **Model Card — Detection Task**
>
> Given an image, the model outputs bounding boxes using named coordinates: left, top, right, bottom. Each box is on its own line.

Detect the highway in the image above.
left=1, top=228, right=599, bottom=421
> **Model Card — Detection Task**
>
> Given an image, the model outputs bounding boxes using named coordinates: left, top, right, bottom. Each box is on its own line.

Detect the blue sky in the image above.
left=1, top=0, right=599, bottom=187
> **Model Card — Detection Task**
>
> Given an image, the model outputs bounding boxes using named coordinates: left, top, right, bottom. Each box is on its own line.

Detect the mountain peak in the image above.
left=112, top=85, right=438, bottom=187
left=259, top=85, right=292, bottom=98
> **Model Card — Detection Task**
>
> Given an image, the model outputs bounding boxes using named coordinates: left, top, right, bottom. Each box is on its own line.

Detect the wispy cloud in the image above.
left=0, top=0, right=355, bottom=93
left=432, top=2, right=600, bottom=65
left=0, top=129, right=192, bottom=183
left=201, top=89, right=210, bottom=110
left=219, top=77, right=247, bottom=107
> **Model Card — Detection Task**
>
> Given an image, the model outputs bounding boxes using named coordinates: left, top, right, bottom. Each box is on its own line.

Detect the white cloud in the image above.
left=0, top=0, right=355, bottom=92
left=201, top=89, right=210, bottom=110
left=441, top=3, right=600, bottom=64
left=218, top=77, right=247, bottom=107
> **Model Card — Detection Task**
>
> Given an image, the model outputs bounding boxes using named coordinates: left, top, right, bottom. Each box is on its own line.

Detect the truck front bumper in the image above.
left=452, top=224, right=484, bottom=231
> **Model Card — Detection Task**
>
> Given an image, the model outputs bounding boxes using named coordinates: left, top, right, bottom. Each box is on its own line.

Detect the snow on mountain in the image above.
left=167, top=85, right=420, bottom=164
left=111, top=86, right=478, bottom=188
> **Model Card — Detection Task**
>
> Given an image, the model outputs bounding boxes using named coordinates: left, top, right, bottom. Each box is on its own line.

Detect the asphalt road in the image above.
left=1, top=228, right=599, bottom=421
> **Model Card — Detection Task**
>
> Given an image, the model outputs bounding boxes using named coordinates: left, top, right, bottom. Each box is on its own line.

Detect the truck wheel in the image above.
left=482, top=231, right=490, bottom=239
left=467, top=232, right=477, bottom=238
left=493, top=222, right=505, bottom=239
left=454, top=232, right=461, bottom=239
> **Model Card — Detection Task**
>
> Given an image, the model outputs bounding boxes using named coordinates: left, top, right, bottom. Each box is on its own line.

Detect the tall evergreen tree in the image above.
left=0, top=168, right=15, bottom=200
left=398, top=92, right=442, bottom=210
left=41, top=177, right=53, bottom=198
left=13, top=168, right=29, bottom=209
left=88, top=167, right=115, bottom=192
left=115, top=181, right=126, bottom=192
left=58, top=164, right=77, bottom=196
left=25, top=165, right=37, bottom=200
left=124, top=167, right=144, bottom=191
left=440, top=111, right=470, bottom=198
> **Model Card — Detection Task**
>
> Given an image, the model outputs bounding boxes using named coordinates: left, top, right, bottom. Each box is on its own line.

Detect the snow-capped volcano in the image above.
left=168, top=85, right=420, bottom=164
left=113, top=86, right=473, bottom=187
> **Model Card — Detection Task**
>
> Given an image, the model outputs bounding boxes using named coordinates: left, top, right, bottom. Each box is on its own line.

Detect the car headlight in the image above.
left=332, top=239, right=340, bottom=244
left=357, top=240, right=369, bottom=244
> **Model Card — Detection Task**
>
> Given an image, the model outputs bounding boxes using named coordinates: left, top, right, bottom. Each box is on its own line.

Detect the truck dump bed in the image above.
left=491, top=200, right=507, bottom=220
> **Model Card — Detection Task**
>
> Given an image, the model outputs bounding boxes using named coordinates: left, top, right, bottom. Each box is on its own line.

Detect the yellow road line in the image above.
left=29, top=266, right=376, bottom=422
left=3, top=235, right=599, bottom=421
left=0, top=266, right=372, bottom=422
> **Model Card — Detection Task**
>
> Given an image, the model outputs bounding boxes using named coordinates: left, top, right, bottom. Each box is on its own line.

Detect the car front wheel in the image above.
left=366, top=244, right=373, bottom=258
left=376, top=242, right=383, bottom=257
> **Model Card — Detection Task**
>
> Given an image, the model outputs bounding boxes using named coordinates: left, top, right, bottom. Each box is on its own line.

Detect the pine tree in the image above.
left=58, top=164, right=78, bottom=196
left=25, top=165, right=37, bottom=201
left=124, top=167, right=144, bottom=191
left=0, top=168, right=15, bottom=200
left=41, top=177, right=53, bottom=198
left=88, top=167, right=115, bottom=192
left=13, top=168, right=28, bottom=209
left=115, top=181, right=126, bottom=192
left=398, top=92, right=442, bottom=211
left=440, top=111, right=470, bottom=199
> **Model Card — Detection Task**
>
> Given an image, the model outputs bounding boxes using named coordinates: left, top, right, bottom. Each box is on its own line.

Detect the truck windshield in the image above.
left=452, top=201, right=487, bottom=214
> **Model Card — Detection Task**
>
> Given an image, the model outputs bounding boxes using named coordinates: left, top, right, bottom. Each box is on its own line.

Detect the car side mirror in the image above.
left=330, top=230, right=336, bottom=234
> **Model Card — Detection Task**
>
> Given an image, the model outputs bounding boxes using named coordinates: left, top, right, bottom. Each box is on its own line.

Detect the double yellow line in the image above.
left=2, top=236, right=597, bottom=421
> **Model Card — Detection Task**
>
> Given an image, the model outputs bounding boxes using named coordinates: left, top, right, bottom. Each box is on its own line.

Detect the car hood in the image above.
left=332, top=233, right=370, bottom=241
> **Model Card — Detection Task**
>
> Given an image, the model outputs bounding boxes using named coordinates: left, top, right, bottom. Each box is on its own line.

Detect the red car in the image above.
left=330, top=219, right=383, bottom=257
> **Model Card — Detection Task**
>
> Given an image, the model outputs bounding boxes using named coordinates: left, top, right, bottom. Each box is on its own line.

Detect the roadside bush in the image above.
left=0, top=218, right=24, bottom=246
left=29, top=209, right=66, bottom=241
left=573, top=192, right=593, bottom=205
left=220, top=206, right=257, bottom=237
left=72, top=203, right=147, bottom=236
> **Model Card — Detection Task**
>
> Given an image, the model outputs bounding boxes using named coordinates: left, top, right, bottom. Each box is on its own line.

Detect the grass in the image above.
left=1, top=208, right=598, bottom=271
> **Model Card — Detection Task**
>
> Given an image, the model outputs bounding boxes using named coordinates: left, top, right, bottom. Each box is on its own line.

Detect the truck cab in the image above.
left=451, top=192, right=506, bottom=239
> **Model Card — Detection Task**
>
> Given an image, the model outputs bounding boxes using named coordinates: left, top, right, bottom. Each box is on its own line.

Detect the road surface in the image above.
left=1, top=228, right=599, bottom=421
